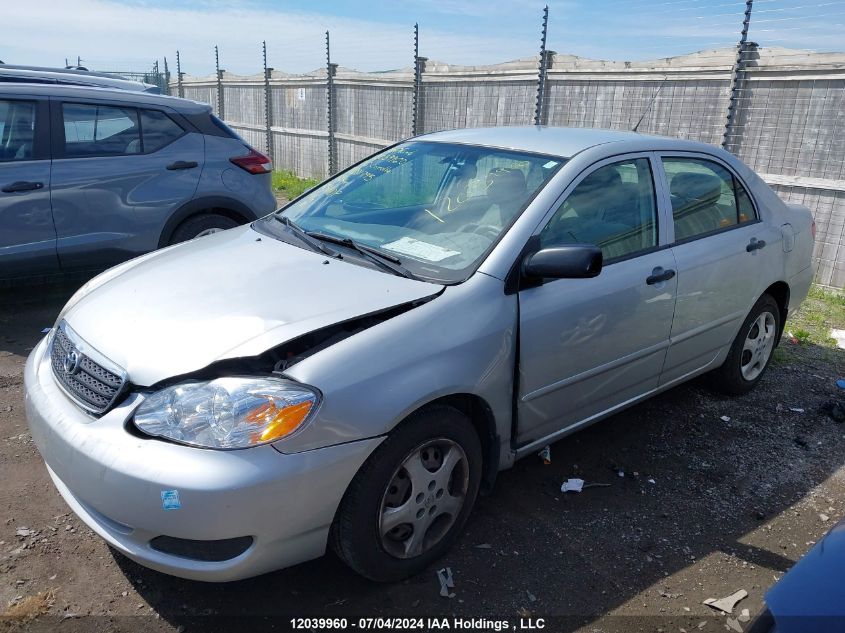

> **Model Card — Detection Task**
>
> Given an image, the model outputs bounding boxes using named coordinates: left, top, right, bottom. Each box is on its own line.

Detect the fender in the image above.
left=157, top=196, right=260, bottom=248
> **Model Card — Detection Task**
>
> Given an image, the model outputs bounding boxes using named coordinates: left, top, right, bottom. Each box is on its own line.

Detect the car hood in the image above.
left=63, top=225, right=442, bottom=386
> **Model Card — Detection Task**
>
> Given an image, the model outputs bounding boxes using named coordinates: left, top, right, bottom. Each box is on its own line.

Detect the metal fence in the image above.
left=171, top=3, right=845, bottom=288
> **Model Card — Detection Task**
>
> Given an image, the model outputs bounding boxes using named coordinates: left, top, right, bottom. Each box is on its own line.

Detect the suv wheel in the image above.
left=331, top=405, right=482, bottom=582
left=169, top=213, right=239, bottom=244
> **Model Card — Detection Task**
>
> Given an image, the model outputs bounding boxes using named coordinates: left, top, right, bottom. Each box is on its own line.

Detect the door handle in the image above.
left=746, top=238, right=766, bottom=252
left=166, top=160, right=198, bottom=170
left=2, top=181, right=44, bottom=193
left=646, top=267, right=676, bottom=285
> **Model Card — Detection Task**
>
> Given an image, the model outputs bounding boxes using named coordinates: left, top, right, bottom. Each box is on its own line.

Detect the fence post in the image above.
left=412, top=23, right=427, bottom=137
left=326, top=31, right=338, bottom=176
left=215, top=45, right=225, bottom=119
left=533, top=5, right=551, bottom=126
left=263, top=41, right=273, bottom=160
left=176, top=50, right=184, bottom=98
left=722, top=0, right=754, bottom=151
left=163, top=57, right=171, bottom=96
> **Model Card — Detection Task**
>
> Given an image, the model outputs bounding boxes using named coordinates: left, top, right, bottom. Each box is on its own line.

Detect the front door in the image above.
left=0, top=96, right=57, bottom=280
left=517, top=155, right=677, bottom=445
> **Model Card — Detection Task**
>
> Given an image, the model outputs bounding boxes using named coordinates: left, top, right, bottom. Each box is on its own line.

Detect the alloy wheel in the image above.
left=740, top=311, right=777, bottom=381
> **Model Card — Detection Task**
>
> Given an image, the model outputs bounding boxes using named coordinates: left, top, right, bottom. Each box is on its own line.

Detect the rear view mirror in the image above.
left=522, top=245, right=603, bottom=279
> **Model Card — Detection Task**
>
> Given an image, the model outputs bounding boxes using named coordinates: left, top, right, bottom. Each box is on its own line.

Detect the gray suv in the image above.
left=0, top=84, right=276, bottom=282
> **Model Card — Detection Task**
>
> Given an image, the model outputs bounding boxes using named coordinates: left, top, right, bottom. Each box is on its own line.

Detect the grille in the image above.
left=50, top=325, right=126, bottom=415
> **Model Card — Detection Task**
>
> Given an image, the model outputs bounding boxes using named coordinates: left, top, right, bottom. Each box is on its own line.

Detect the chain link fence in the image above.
left=170, top=0, right=845, bottom=287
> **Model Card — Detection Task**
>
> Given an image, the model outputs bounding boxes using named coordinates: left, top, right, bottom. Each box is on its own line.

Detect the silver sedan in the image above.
left=25, top=127, right=814, bottom=582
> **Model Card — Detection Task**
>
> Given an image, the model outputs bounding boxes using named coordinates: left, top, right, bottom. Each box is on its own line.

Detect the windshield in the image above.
left=264, top=141, right=564, bottom=283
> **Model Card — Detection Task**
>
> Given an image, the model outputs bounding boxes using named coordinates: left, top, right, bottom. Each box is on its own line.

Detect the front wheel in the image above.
left=712, top=294, right=781, bottom=395
left=331, top=405, right=482, bottom=581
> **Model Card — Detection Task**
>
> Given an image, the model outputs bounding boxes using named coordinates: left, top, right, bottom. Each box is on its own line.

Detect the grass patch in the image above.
left=784, top=285, right=845, bottom=348
left=1, top=590, right=54, bottom=625
left=272, top=170, right=320, bottom=201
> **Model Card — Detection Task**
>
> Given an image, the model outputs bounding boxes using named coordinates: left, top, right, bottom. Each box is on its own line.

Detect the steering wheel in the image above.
left=459, top=223, right=501, bottom=240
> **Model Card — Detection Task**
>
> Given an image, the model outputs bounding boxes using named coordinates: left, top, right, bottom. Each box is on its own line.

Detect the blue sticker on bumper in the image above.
left=161, top=489, right=181, bottom=510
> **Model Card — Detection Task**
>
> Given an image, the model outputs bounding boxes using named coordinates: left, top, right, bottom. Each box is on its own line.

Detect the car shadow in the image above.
left=4, top=280, right=844, bottom=632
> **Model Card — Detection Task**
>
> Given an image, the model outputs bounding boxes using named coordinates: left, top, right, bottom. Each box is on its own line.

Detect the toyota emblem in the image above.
left=63, top=350, right=80, bottom=375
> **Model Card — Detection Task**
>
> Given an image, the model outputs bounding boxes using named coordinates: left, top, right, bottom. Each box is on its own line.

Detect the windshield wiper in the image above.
left=306, top=232, right=416, bottom=279
left=273, top=215, right=338, bottom=257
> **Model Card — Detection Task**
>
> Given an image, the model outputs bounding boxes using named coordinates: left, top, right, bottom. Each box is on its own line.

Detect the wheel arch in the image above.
left=158, top=196, right=259, bottom=247
left=406, top=393, right=500, bottom=493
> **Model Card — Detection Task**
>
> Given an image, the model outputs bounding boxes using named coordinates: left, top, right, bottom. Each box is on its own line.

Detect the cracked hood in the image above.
left=62, top=225, right=441, bottom=386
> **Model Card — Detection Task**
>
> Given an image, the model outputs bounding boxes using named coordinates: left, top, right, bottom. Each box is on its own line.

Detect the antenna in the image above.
left=632, top=76, right=668, bottom=133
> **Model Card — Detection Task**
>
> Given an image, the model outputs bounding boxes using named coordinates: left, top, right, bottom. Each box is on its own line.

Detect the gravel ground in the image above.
left=1, top=281, right=844, bottom=633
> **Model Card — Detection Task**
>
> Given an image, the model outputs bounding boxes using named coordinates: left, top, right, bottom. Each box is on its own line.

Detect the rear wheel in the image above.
left=169, top=213, right=239, bottom=244
left=712, top=294, right=780, bottom=395
left=331, top=405, right=482, bottom=581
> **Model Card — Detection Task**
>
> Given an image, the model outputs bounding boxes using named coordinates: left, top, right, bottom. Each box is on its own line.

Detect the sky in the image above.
left=2, top=0, right=842, bottom=76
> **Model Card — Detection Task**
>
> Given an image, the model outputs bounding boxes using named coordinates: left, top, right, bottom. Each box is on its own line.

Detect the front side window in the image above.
left=62, top=103, right=140, bottom=157
left=540, top=158, right=658, bottom=262
left=269, top=141, right=563, bottom=282
left=663, top=157, right=757, bottom=241
left=0, top=99, right=36, bottom=162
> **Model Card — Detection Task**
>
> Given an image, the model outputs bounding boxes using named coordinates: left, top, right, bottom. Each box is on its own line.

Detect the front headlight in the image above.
left=133, top=377, right=319, bottom=449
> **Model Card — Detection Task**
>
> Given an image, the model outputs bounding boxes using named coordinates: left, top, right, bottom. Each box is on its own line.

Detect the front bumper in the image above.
left=24, top=335, right=382, bottom=581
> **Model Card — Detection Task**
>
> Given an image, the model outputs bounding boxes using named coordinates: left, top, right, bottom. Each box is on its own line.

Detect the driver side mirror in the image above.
left=522, top=245, right=603, bottom=280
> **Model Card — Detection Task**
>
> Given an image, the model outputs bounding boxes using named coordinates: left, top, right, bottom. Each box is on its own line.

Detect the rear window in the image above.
left=63, top=103, right=141, bottom=157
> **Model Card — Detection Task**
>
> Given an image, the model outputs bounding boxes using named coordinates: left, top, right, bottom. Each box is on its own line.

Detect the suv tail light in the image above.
left=230, top=147, right=272, bottom=175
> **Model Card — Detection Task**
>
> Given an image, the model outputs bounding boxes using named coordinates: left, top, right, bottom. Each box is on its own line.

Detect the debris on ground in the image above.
left=789, top=407, right=805, bottom=413
left=561, top=478, right=584, bottom=493
left=830, top=329, right=845, bottom=349
left=820, top=513, right=830, bottom=522
left=836, top=379, right=845, bottom=390
left=703, top=589, right=748, bottom=614
left=819, top=400, right=845, bottom=423
left=437, top=567, right=455, bottom=599
left=537, top=445, right=551, bottom=464
left=527, top=591, right=537, bottom=602
left=15, top=528, right=34, bottom=538
left=474, top=543, right=492, bottom=549
left=647, top=478, right=656, bottom=485
left=720, top=415, right=731, bottom=422
left=0, top=590, right=55, bottom=622
left=726, top=618, right=743, bottom=632
left=738, top=608, right=751, bottom=623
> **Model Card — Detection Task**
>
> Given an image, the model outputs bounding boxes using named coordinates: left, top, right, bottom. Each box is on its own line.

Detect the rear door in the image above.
left=657, top=153, right=783, bottom=385
left=49, top=97, right=204, bottom=271
left=0, top=95, right=57, bottom=279
left=516, top=154, right=678, bottom=445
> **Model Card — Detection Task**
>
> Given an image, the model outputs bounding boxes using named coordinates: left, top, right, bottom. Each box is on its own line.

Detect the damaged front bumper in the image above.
left=24, top=335, right=382, bottom=581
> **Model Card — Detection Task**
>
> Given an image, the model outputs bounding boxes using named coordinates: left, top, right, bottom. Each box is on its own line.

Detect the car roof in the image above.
left=0, top=83, right=211, bottom=113
left=0, top=65, right=157, bottom=92
left=418, top=126, right=710, bottom=159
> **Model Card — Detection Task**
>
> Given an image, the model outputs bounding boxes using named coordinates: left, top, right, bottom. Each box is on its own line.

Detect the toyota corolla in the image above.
left=25, top=127, right=814, bottom=582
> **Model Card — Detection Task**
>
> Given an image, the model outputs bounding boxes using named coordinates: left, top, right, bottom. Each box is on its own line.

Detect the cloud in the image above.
left=1, top=0, right=544, bottom=75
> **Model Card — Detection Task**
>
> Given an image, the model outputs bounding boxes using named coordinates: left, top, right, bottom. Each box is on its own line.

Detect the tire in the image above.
left=331, top=405, right=483, bottom=582
left=711, top=293, right=781, bottom=395
left=168, top=213, right=239, bottom=245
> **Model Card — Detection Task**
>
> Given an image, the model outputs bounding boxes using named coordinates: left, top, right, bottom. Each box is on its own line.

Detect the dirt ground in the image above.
left=1, top=280, right=844, bottom=633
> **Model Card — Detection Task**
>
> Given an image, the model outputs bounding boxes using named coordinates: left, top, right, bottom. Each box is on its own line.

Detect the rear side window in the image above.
left=209, top=114, right=242, bottom=139
left=140, top=109, right=184, bottom=152
left=0, top=99, right=36, bottom=162
left=63, top=103, right=140, bottom=157
left=663, top=157, right=757, bottom=242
